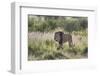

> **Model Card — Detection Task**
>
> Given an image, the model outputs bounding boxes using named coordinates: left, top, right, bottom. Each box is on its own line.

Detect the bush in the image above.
left=28, top=16, right=88, bottom=33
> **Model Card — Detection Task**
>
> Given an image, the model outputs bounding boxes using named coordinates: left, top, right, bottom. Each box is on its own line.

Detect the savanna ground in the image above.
left=28, top=15, right=88, bottom=61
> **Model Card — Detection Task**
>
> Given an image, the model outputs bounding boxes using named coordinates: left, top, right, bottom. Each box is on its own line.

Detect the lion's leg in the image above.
left=57, top=42, right=63, bottom=50
left=68, top=39, right=73, bottom=47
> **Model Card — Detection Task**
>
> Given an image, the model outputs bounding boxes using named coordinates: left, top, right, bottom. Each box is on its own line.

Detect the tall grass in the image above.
left=28, top=32, right=88, bottom=60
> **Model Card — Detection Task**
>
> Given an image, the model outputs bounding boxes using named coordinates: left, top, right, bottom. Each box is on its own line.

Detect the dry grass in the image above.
left=28, top=31, right=88, bottom=61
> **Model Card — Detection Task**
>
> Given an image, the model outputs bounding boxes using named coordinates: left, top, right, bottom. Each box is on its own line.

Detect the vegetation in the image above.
left=28, top=15, right=88, bottom=61
left=28, top=15, right=88, bottom=32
